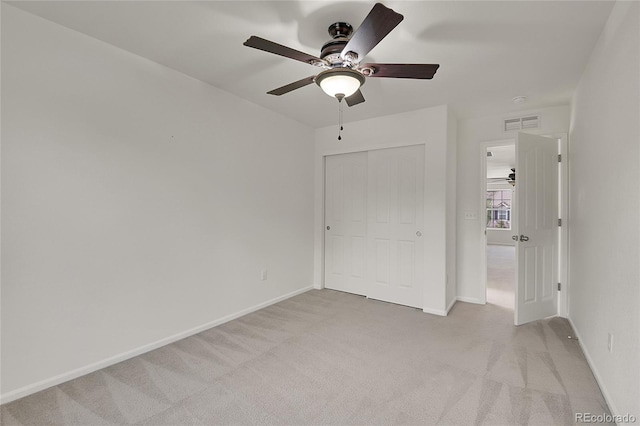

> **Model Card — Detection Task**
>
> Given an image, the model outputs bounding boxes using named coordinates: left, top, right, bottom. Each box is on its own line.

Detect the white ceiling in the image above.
left=486, top=145, right=515, bottom=179
left=7, top=1, right=614, bottom=129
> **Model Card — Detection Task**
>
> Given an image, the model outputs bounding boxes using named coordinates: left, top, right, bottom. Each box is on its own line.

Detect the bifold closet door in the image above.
left=324, top=152, right=368, bottom=295
left=367, top=145, right=425, bottom=308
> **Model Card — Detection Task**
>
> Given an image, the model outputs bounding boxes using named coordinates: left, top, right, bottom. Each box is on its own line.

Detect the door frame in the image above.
left=479, top=133, right=568, bottom=318
left=479, top=138, right=515, bottom=306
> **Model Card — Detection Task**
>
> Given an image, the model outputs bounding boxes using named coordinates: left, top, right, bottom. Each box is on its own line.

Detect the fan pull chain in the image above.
left=337, top=96, right=344, bottom=141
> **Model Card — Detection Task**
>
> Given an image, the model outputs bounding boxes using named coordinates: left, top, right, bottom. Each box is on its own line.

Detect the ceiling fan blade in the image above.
left=363, top=63, right=440, bottom=79
left=267, top=75, right=316, bottom=96
left=345, top=89, right=365, bottom=107
left=340, top=3, right=403, bottom=63
left=244, top=36, right=325, bottom=66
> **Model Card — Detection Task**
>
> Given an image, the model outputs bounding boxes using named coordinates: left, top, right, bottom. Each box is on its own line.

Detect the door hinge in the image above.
left=558, top=283, right=561, bottom=291
left=558, top=218, right=562, bottom=226
left=558, top=154, right=562, bottom=162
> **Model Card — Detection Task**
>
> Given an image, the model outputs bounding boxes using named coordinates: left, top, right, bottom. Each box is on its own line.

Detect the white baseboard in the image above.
left=422, top=307, right=447, bottom=316
left=446, top=297, right=457, bottom=314
left=422, top=297, right=469, bottom=316
left=456, top=296, right=486, bottom=305
left=0, top=286, right=313, bottom=405
left=567, top=317, right=618, bottom=418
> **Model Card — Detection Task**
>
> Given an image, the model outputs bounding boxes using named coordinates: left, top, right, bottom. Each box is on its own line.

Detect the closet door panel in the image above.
left=367, top=145, right=424, bottom=308
left=324, top=152, right=368, bottom=295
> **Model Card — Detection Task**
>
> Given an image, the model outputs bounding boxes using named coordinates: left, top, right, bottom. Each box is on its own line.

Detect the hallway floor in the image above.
left=487, top=244, right=516, bottom=310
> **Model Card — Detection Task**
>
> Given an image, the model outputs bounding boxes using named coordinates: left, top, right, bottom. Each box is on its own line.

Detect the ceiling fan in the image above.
left=487, top=169, right=516, bottom=186
left=243, top=3, right=440, bottom=107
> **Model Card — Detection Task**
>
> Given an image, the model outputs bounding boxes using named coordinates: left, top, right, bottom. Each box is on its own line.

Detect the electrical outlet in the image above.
left=608, top=333, right=613, bottom=353
left=261, top=269, right=268, bottom=281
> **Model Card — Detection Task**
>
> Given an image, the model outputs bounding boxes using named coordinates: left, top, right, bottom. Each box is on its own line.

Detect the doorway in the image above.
left=480, top=133, right=569, bottom=324
left=485, top=143, right=516, bottom=310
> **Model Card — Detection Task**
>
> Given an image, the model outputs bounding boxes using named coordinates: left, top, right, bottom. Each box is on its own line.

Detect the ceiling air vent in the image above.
left=504, top=118, right=521, bottom=132
left=521, top=115, right=539, bottom=129
left=503, top=115, right=540, bottom=132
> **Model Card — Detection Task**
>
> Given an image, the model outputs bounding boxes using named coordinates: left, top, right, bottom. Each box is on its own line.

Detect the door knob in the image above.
left=519, top=235, right=529, bottom=242
left=512, top=235, right=519, bottom=241
left=416, top=231, right=422, bottom=237
left=326, top=226, right=330, bottom=230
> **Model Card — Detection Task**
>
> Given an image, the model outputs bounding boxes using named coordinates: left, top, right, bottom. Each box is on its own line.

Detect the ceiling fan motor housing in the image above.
left=321, top=22, right=354, bottom=65
left=320, top=39, right=348, bottom=62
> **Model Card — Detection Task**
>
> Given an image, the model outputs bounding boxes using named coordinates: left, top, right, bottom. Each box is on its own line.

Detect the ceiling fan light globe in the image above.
left=320, top=75, right=360, bottom=98
left=316, top=68, right=364, bottom=98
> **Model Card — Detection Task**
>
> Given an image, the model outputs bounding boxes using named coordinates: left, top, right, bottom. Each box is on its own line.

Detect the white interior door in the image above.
left=515, top=133, right=559, bottom=325
left=367, top=145, right=425, bottom=308
left=324, top=152, right=368, bottom=295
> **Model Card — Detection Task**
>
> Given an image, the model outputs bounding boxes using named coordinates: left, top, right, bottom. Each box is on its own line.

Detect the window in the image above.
left=486, top=190, right=512, bottom=229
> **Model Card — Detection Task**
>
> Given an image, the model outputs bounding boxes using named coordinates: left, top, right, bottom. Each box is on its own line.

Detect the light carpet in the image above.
left=486, top=244, right=516, bottom=310
left=1, top=289, right=610, bottom=425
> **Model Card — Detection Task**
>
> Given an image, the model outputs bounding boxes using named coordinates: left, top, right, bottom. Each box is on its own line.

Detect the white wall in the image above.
left=1, top=5, right=314, bottom=401
left=568, top=1, right=640, bottom=417
left=456, top=105, right=570, bottom=304
left=445, top=111, right=458, bottom=311
left=313, top=105, right=456, bottom=315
